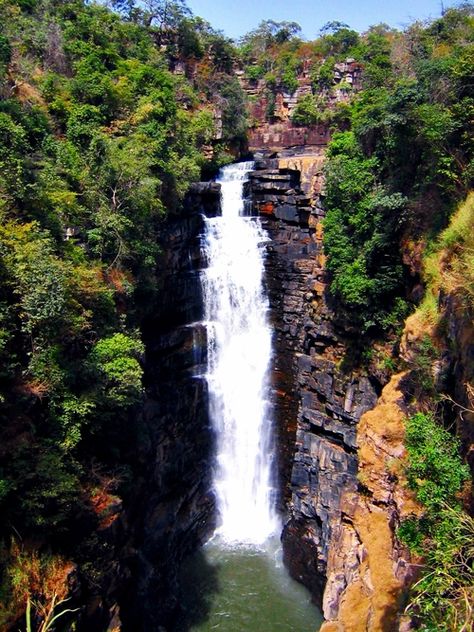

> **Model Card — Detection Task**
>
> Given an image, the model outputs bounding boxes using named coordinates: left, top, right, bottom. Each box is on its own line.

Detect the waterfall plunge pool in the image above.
left=175, top=535, right=323, bottom=632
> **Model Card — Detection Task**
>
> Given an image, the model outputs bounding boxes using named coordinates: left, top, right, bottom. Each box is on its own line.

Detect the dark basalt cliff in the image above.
left=250, top=159, right=474, bottom=631
left=117, top=199, right=219, bottom=631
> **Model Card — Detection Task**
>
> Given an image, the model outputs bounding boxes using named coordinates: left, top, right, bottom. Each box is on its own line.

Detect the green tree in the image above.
left=323, top=132, right=408, bottom=329
left=89, top=333, right=144, bottom=406
left=292, top=95, right=321, bottom=126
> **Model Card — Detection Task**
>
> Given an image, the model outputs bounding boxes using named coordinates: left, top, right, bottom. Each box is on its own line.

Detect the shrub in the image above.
left=0, top=542, right=76, bottom=631
left=246, top=65, right=265, bottom=82
left=281, top=69, right=298, bottom=94
left=0, top=34, right=11, bottom=66
left=265, top=91, right=276, bottom=119
left=90, top=333, right=144, bottom=406
left=409, top=335, right=439, bottom=394
left=66, top=104, right=104, bottom=148
left=399, top=412, right=472, bottom=630
left=404, top=412, right=469, bottom=510
left=314, top=57, right=335, bottom=89
left=323, top=136, right=408, bottom=330
left=291, top=95, right=321, bottom=126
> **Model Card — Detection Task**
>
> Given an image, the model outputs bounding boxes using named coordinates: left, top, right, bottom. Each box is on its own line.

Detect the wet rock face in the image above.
left=250, top=160, right=379, bottom=602
left=119, top=206, right=215, bottom=630
left=184, top=182, right=221, bottom=218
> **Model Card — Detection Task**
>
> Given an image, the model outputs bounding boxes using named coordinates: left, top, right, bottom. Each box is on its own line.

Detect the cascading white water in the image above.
left=202, top=161, right=278, bottom=545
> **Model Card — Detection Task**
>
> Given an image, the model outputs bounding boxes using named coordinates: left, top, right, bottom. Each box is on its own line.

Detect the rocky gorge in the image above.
left=114, top=150, right=406, bottom=631
left=247, top=154, right=415, bottom=628
left=249, top=154, right=474, bottom=630
left=0, top=3, right=472, bottom=630
left=111, top=139, right=474, bottom=630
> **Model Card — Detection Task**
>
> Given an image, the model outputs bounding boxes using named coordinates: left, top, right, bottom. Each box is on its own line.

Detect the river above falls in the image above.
left=175, top=536, right=323, bottom=632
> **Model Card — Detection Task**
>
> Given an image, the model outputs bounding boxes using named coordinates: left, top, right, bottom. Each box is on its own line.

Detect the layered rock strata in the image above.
left=249, top=123, right=330, bottom=153
left=252, top=158, right=474, bottom=631
left=249, top=160, right=380, bottom=602
left=241, top=58, right=362, bottom=153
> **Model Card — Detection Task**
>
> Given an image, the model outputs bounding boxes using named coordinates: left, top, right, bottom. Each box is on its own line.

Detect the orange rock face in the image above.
left=321, top=374, right=421, bottom=632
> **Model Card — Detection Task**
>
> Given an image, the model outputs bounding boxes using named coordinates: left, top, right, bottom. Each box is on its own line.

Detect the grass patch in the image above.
left=420, top=192, right=474, bottom=322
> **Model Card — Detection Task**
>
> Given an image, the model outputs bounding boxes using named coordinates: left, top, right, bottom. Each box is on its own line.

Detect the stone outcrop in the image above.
left=184, top=182, right=222, bottom=217
left=277, top=151, right=326, bottom=198
left=249, top=123, right=330, bottom=153
left=319, top=284, right=474, bottom=631
left=249, top=154, right=433, bottom=630
left=252, top=154, right=474, bottom=631
left=242, top=58, right=362, bottom=153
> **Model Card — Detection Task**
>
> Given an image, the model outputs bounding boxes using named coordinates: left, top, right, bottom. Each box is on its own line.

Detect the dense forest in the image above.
left=0, top=1, right=247, bottom=627
left=0, top=0, right=472, bottom=630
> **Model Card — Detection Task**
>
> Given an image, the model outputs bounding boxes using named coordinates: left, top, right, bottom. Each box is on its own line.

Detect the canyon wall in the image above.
left=249, top=157, right=419, bottom=628
left=115, top=156, right=472, bottom=632
left=319, top=372, right=420, bottom=632
left=240, top=59, right=362, bottom=153
left=250, top=159, right=376, bottom=597
left=319, top=287, right=474, bottom=632
left=115, top=192, right=220, bottom=631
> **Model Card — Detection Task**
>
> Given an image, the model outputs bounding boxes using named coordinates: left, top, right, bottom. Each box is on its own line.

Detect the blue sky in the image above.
left=185, top=0, right=460, bottom=40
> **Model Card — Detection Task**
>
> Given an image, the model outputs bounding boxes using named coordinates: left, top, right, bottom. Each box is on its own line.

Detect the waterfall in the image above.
left=202, top=161, right=278, bottom=545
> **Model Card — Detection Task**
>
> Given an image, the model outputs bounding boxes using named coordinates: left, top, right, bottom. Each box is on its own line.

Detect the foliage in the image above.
left=398, top=412, right=472, bottom=630
left=313, top=56, right=336, bottom=90
left=0, top=541, right=77, bottom=631
left=404, top=412, right=469, bottom=510
left=321, top=6, right=473, bottom=332
left=0, top=0, right=248, bottom=624
left=246, top=64, right=265, bottom=82
left=90, top=333, right=144, bottom=406
left=318, top=25, right=360, bottom=58
left=423, top=193, right=474, bottom=318
left=239, top=20, right=304, bottom=97
left=240, top=19, right=301, bottom=57
left=323, top=131, right=408, bottom=330
left=291, top=95, right=321, bottom=126
left=410, top=335, right=440, bottom=394
left=218, top=76, right=248, bottom=140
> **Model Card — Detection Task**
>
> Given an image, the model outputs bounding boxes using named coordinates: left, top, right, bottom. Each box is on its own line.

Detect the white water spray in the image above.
left=202, top=161, right=278, bottom=545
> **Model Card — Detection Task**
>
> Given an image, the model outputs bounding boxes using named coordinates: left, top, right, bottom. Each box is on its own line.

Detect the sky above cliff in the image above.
left=186, top=0, right=458, bottom=39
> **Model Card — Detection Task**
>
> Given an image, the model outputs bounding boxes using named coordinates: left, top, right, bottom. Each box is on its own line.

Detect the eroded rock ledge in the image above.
left=320, top=373, right=420, bottom=632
